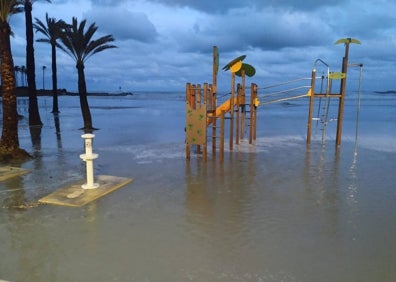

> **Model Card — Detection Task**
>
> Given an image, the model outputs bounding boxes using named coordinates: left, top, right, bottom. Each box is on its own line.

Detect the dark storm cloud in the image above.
left=144, top=0, right=346, bottom=13
left=84, top=8, right=158, bottom=43
left=20, top=0, right=396, bottom=92
left=172, top=7, right=332, bottom=54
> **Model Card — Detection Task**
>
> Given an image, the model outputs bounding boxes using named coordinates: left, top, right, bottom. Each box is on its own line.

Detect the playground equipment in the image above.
left=307, top=38, right=361, bottom=146
left=185, top=46, right=259, bottom=161
left=186, top=38, right=362, bottom=160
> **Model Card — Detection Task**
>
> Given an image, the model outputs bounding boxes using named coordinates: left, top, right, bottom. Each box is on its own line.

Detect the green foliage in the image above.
left=0, top=0, right=23, bottom=23
left=34, top=12, right=67, bottom=46
left=58, top=17, right=117, bottom=64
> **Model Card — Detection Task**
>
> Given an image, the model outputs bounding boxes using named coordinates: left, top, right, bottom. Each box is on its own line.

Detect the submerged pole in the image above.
left=230, top=72, right=235, bottom=150
left=220, top=110, right=225, bottom=162
left=307, top=68, right=316, bottom=145
left=335, top=38, right=361, bottom=147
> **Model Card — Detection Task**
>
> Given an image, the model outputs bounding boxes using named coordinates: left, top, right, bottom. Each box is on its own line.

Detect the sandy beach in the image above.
left=0, top=92, right=395, bottom=281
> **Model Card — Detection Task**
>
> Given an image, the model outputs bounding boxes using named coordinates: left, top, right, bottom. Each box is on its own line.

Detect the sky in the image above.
left=8, top=0, right=396, bottom=93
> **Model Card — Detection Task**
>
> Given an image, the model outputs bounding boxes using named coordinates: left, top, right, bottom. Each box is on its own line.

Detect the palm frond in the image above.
left=58, top=16, right=117, bottom=64
left=0, top=0, right=24, bottom=22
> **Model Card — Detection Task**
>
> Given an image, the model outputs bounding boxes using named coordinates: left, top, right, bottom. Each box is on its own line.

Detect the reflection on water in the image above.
left=0, top=95, right=395, bottom=281
left=53, top=113, right=62, bottom=149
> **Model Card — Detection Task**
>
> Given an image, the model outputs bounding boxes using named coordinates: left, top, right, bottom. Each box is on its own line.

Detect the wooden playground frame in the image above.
left=185, top=81, right=258, bottom=161
left=186, top=39, right=361, bottom=161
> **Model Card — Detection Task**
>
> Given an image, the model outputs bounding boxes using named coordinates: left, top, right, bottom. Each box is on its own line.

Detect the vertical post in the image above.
left=336, top=45, right=350, bottom=147
left=191, top=84, right=196, bottom=109
left=252, top=83, right=257, bottom=142
left=334, top=37, right=360, bottom=147
left=212, top=46, right=218, bottom=157
left=241, top=71, right=246, bottom=140
left=203, top=83, right=208, bottom=161
left=212, top=46, right=218, bottom=95
left=220, top=110, right=225, bottom=162
left=249, top=83, right=258, bottom=144
left=196, top=84, right=201, bottom=154
left=186, top=83, right=191, bottom=160
left=249, top=83, right=254, bottom=144
left=212, top=86, right=217, bottom=156
left=236, top=83, right=241, bottom=145
left=307, top=69, right=316, bottom=145
left=230, top=73, right=235, bottom=150
left=42, top=65, right=46, bottom=90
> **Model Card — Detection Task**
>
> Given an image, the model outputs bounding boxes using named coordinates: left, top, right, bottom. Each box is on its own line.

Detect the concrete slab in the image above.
left=38, top=175, right=133, bottom=207
left=0, top=166, right=30, bottom=181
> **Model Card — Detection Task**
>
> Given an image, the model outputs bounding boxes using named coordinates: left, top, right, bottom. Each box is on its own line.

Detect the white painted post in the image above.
left=80, top=134, right=99, bottom=189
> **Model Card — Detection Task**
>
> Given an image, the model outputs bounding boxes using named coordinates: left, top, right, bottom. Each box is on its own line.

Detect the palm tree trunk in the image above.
left=77, top=62, right=93, bottom=132
left=51, top=44, right=59, bottom=113
left=25, top=1, right=43, bottom=126
left=0, top=22, right=29, bottom=159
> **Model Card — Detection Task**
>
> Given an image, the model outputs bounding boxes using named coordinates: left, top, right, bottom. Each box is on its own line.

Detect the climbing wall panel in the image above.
left=186, top=105, right=207, bottom=145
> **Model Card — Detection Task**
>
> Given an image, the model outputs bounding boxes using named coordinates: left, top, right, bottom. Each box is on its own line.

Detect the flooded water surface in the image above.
left=0, top=93, right=395, bottom=281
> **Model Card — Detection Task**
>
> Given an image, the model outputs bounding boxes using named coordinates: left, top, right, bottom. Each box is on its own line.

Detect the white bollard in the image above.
left=80, top=133, right=99, bottom=189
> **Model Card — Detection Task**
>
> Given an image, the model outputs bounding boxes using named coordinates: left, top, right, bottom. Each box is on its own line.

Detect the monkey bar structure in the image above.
left=307, top=38, right=362, bottom=147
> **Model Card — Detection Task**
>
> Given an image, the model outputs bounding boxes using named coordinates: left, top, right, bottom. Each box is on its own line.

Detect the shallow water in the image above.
left=0, top=92, right=395, bottom=281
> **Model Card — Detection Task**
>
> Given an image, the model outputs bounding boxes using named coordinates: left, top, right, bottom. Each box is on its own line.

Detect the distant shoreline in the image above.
left=13, top=87, right=133, bottom=97
left=374, top=90, right=396, bottom=94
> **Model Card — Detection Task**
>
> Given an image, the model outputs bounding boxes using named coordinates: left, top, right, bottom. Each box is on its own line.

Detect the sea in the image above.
left=0, top=89, right=395, bottom=282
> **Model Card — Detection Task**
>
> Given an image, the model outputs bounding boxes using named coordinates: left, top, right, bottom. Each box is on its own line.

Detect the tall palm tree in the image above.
left=58, top=17, right=116, bottom=132
left=34, top=13, right=66, bottom=113
left=0, top=0, right=30, bottom=159
left=24, top=0, right=50, bottom=126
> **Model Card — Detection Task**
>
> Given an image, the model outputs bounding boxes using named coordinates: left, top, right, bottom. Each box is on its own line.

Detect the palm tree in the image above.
left=21, top=65, right=27, bottom=86
left=58, top=17, right=116, bottom=132
left=0, top=0, right=30, bottom=159
left=34, top=13, right=66, bottom=113
left=13, top=65, right=26, bottom=86
left=24, top=0, right=50, bottom=126
left=14, top=65, right=21, bottom=86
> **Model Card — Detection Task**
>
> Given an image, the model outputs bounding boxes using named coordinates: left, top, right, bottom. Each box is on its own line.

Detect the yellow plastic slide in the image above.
left=207, top=98, right=232, bottom=125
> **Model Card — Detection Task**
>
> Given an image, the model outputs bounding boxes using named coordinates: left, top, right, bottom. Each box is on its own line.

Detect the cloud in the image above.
left=144, top=0, right=346, bottom=13
left=7, top=0, right=396, bottom=92
left=83, top=8, right=158, bottom=43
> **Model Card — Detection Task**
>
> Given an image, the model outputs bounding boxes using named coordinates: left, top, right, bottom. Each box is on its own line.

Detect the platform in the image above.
left=38, top=175, right=133, bottom=207
left=0, top=166, right=30, bottom=181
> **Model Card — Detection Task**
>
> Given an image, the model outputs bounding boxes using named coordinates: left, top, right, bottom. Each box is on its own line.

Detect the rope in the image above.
left=260, top=94, right=308, bottom=105
left=259, top=86, right=310, bottom=98
left=259, top=77, right=312, bottom=90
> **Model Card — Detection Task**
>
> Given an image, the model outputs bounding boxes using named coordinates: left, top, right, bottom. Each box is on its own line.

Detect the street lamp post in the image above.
left=42, top=65, right=46, bottom=90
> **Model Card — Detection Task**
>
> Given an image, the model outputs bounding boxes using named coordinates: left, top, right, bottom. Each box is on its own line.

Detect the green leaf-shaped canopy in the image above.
left=335, top=38, right=361, bottom=45
left=235, top=63, right=256, bottom=77
left=222, top=55, right=246, bottom=71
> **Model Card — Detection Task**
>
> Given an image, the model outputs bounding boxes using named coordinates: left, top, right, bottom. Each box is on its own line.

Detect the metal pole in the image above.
left=307, top=69, right=316, bottom=145
left=336, top=51, right=349, bottom=147
left=335, top=38, right=361, bottom=147
left=42, top=65, right=46, bottom=90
